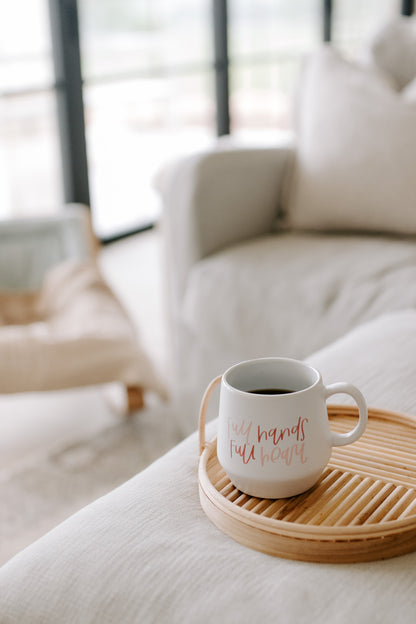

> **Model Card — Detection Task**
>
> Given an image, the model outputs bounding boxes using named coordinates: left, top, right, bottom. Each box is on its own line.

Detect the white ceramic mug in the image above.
left=203, top=357, right=368, bottom=499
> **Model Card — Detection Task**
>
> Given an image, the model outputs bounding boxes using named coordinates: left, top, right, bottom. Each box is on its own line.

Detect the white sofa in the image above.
left=2, top=16, right=416, bottom=623
left=2, top=311, right=416, bottom=623
left=159, top=15, right=416, bottom=428
left=161, top=146, right=416, bottom=423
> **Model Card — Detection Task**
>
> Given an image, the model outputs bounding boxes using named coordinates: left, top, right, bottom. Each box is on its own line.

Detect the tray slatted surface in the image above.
left=198, top=405, right=416, bottom=563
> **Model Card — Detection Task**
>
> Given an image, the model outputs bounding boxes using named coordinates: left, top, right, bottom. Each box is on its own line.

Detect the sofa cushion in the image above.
left=182, top=232, right=416, bottom=362
left=285, top=46, right=416, bottom=234
left=2, top=311, right=416, bottom=623
left=307, top=310, right=416, bottom=415
left=369, top=15, right=416, bottom=90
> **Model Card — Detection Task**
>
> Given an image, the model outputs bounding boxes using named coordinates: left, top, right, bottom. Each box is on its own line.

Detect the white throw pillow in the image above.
left=369, top=16, right=416, bottom=90
left=285, top=46, right=416, bottom=234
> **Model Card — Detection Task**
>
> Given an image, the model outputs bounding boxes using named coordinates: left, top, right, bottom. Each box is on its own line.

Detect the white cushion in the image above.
left=183, top=231, right=416, bottom=362
left=369, top=15, right=416, bottom=90
left=307, top=310, right=416, bottom=414
left=285, top=46, right=416, bottom=234
left=2, top=311, right=416, bottom=622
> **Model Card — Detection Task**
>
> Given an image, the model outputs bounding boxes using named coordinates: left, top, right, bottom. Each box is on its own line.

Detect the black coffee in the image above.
left=247, top=388, right=295, bottom=395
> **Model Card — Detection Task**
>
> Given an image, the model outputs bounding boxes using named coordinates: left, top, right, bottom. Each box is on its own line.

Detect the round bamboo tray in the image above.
left=199, top=404, right=416, bottom=563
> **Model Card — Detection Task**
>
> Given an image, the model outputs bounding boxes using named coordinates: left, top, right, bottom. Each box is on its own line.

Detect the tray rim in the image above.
left=199, top=405, right=416, bottom=541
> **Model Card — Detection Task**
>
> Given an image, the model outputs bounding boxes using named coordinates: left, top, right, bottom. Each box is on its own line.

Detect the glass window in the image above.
left=84, top=72, right=215, bottom=238
left=79, top=0, right=213, bottom=79
left=0, top=92, right=62, bottom=219
left=78, top=0, right=216, bottom=238
left=0, top=0, right=408, bottom=233
left=0, top=0, right=54, bottom=91
left=0, top=0, right=62, bottom=219
left=228, top=0, right=321, bottom=142
left=229, top=62, right=299, bottom=142
left=229, top=0, right=321, bottom=59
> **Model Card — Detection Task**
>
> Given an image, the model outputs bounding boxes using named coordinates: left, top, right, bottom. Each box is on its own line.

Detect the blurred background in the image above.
left=0, top=0, right=405, bottom=242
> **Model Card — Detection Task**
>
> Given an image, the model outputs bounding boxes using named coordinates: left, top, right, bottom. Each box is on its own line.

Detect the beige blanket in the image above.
left=0, top=259, right=166, bottom=397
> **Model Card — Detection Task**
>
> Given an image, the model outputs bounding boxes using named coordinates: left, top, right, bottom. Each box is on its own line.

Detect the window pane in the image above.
left=229, top=0, right=321, bottom=59
left=228, top=0, right=321, bottom=141
left=79, top=0, right=216, bottom=237
left=0, top=0, right=62, bottom=219
left=79, top=0, right=213, bottom=80
left=84, top=73, right=215, bottom=239
left=332, top=0, right=401, bottom=58
left=0, top=92, right=63, bottom=219
left=0, top=0, right=54, bottom=91
left=230, top=62, right=297, bottom=141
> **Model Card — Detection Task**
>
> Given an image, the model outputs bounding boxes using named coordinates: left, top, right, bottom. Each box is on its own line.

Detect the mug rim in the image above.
left=222, top=356, right=321, bottom=396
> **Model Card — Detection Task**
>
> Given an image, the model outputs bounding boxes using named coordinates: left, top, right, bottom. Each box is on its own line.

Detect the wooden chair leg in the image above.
left=126, top=385, right=145, bottom=412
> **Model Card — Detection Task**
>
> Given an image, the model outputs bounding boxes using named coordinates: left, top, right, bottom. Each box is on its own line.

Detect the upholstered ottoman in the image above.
left=1, top=311, right=416, bottom=623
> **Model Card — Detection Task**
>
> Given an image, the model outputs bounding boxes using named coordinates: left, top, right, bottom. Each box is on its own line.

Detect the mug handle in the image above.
left=199, top=375, right=222, bottom=456
left=325, top=383, right=368, bottom=447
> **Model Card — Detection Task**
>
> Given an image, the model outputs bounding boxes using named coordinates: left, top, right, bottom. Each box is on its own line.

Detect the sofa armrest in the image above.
left=158, top=144, right=293, bottom=305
